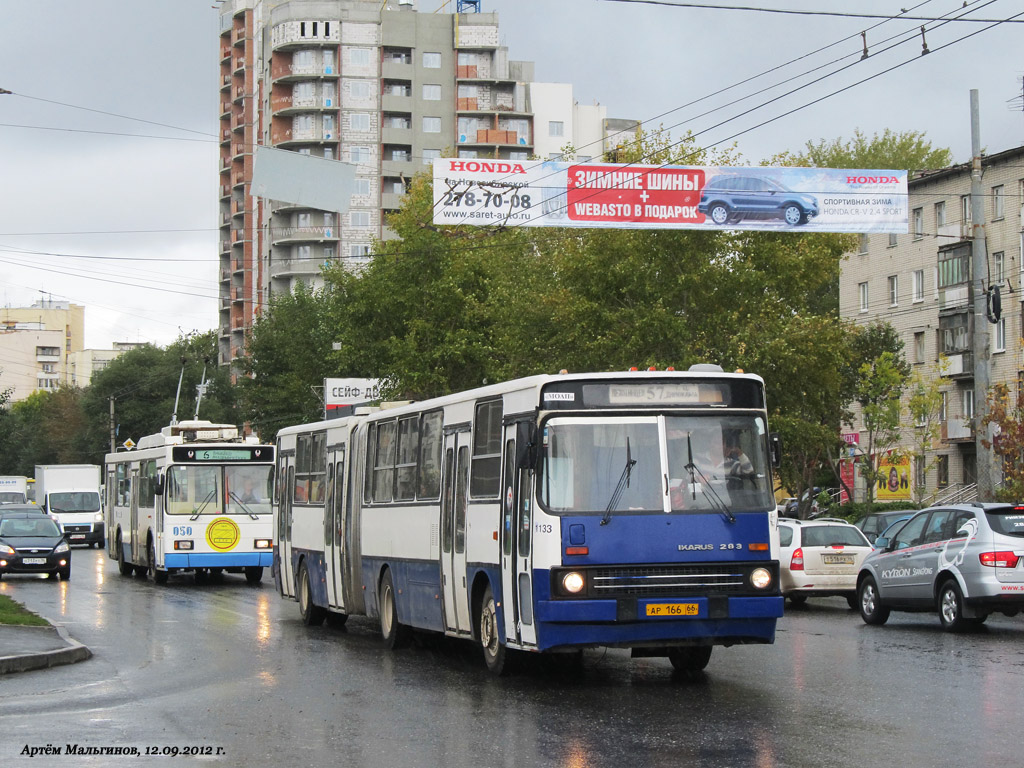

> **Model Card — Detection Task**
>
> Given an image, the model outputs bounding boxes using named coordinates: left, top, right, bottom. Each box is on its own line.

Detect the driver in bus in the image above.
left=237, top=476, right=262, bottom=504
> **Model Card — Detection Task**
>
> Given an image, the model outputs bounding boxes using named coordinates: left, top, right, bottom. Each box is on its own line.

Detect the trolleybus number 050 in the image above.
left=646, top=603, right=699, bottom=617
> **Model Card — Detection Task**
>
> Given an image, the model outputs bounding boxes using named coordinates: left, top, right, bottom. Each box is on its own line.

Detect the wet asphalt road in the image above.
left=1, top=548, right=1023, bottom=768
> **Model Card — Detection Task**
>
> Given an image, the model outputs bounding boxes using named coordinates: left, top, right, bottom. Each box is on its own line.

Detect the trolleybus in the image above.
left=106, top=420, right=275, bottom=584
left=275, top=367, right=783, bottom=674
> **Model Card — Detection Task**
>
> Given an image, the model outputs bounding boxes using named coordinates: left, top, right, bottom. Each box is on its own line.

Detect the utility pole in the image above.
left=970, top=89, right=994, bottom=499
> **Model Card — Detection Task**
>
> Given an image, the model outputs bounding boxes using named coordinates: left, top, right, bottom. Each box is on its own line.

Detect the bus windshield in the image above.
left=166, top=465, right=273, bottom=516
left=539, top=414, right=773, bottom=515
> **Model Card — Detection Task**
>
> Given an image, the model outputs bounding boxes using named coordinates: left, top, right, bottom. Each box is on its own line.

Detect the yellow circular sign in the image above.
left=206, top=518, right=240, bottom=552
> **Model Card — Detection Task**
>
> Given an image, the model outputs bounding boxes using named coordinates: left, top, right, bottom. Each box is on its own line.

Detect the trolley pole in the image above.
left=970, top=89, right=994, bottom=499
left=109, top=396, right=116, bottom=456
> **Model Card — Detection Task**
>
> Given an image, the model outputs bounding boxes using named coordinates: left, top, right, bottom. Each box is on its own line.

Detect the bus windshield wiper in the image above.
left=684, top=434, right=736, bottom=524
left=189, top=488, right=217, bottom=521
left=228, top=491, right=260, bottom=520
left=601, top=437, right=636, bottom=526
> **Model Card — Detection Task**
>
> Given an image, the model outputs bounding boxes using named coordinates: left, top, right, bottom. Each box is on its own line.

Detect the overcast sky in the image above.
left=1, top=0, right=1021, bottom=349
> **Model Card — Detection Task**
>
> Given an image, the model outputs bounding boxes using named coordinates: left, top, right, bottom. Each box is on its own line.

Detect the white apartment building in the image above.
left=839, top=144, right=1024, bottom=500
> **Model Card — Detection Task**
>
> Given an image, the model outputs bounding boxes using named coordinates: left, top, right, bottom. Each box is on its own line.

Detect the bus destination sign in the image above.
left=171, top=446, right=274, bottom=463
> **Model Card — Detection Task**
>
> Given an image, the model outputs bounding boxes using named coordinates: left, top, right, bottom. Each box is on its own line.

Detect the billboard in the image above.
left=875, top=455, right=912, bottom=502
left=324, top=378, right=381, bottom=412
left=432, top=158, right=907, bottom=233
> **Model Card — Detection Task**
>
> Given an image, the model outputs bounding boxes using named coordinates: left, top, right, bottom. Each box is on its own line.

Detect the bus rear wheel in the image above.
left=668, top=645, right=712, bottom=674
left=298, top=562, right=326, bottom=626
left=379, top=569, right=411, bottom=649
left=479, top=584, right=511, bottom=676
left=116, top=532, right=134, bottom=577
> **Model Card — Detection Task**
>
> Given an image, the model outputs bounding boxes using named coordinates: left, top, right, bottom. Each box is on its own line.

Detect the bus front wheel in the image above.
left=668, top=645, right=712, bottom=675
left=245, top=566, right=263, bottom=584
left=479, top=584, right=511, bottom=676
left=148, top=539, right=168, bottom=585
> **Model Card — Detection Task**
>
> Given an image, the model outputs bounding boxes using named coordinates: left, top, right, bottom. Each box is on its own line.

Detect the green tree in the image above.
left=906, top=362, right=947, bottom=504
left=852, top=351, right=910, bottom=505
left=790, top=128, right=954, bottom=171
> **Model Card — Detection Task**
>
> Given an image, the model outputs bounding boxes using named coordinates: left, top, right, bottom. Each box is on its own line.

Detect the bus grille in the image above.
left=590, top=565, right=749, bottom=597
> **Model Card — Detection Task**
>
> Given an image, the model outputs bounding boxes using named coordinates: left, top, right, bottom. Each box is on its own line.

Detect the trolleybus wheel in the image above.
left=379, top=568, right=411, bottom=649
left=245, top=566, right=263, bottom=584
left=116, top=532, right=134, bottom=577
left=326, top=612, right=348, bottom=628
left=298, top=562, right=326, bottom=626
left=479, top=584, right=511, bottom=676
left=149, top=539, right=168, bottom=585
left=668, top=645, right=712, bottom=674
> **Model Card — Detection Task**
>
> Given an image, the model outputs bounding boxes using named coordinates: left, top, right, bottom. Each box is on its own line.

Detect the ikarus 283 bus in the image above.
left=275, top=367, right=784, bottom=674
left=106, top=420, right=275, bottom=584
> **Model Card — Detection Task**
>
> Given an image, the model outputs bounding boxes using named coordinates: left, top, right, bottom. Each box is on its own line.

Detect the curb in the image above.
left=0, top=624, right=93, bottom=675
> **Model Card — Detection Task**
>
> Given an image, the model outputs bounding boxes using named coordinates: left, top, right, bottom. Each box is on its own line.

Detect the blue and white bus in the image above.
left=106, top=420, right=275, bottom=584
left=275, top=367, right=783, bottom=674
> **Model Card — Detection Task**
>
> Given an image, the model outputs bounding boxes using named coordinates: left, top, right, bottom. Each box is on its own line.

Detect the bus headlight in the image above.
left=561, top=571, right=585, bottom=594
left=174, top=540, right=194, bottom=550
left=254, top=539, right=272, bottom=549
left=750, top=568, right=772, bottom=590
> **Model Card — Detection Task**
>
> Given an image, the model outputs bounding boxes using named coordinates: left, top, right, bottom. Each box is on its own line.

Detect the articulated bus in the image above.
left=275, top=367, right=784, bottom=674
left=105, top=420, right=275, bottom=585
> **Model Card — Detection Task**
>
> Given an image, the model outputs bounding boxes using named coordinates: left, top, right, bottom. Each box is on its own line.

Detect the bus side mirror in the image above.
left=516, top=422, right=538, bottom=470
left=154, top=474, right=165, bottom=496
left=769, top=433, right=782, bottom=468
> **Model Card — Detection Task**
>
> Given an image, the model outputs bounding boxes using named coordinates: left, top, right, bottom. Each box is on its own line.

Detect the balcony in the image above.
left=272, top=226, right=339, bottom=245
left=942, top=351, right=973, bottom=379
left=944, top=418, right=974, bottom=442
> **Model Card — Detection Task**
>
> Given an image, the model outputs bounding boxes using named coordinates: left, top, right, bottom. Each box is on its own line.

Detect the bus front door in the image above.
left=501, top=422, right=537, bottom=648
left=278, top=463, right=295, bottom=598
left=441, top=428, right=472, bottom=634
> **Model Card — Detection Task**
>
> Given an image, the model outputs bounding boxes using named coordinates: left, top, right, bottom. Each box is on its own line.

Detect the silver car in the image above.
left=857, top=503, right=1024, bottom=631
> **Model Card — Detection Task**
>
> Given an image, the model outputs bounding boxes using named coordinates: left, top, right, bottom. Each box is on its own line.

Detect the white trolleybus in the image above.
left=106, top=420, right=275, bottom=584
left=275, top=367, right=784, bottom=674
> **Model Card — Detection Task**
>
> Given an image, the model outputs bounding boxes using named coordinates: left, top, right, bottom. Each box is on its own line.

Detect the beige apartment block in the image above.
left=839, top=144, right=1024, bottom=502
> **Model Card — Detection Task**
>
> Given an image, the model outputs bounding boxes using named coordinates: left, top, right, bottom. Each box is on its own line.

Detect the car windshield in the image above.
left=539, top=414, right=774, bottom=515
left=49, top=491, right=100, bottom=513
left=801, top=525, right=870, bottom=547
left=0, top=518, right=61, bottom=537
left=985, top=508, right=1024, bottom=538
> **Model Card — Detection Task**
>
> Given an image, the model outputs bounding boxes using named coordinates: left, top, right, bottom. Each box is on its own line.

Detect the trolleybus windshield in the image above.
left=539, top=414, right=773, bottom=515
left=165, top=464, right=273, bottom=517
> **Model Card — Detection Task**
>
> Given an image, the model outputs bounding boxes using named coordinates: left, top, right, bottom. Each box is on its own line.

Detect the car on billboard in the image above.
left=857, top=503, right=1024, bottom=631
left=698, top=175, right=818, bottom=226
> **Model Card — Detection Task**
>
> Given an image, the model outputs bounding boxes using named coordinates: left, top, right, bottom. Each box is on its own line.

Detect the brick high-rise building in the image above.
left=217, top=0, right=637, bottom=367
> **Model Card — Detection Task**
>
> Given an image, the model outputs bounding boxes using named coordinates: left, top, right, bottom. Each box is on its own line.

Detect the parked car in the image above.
left=876, top=515, right=913, bottom=543
left=699, top=175, right=818, bottom=226
left=0, top=511, right=72, bottom=580
left=778, top=519, right=874, bottom=608
left=857, top=503, right=1024, bottom=631
left=784, top=488, right=821, bottom=518
left=853, top=509, right=918, bottom=544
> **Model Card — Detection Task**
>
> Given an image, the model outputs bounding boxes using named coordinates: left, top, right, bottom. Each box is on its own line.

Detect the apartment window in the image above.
left=993, top=251, right=1005, bottom=284
left=348, top=48, right=371, bottom=67
left=386, top=114, right=410, bottom=129
left=390, top=179, right=406, bottom=194
left=384, top=49, right=409, bottom=64
left=322, top=114, right=334, bottom=137
left=888, top=275, right=898, bottom=306
left=298, top=148, right=311, bottom=156
left=457, top=84, right=478, bottom=98
left=390, top=148, right=409, bottom=162
left=458, top=150, right=478, bottom=158
left=934, top=200, right=946, bottom=227
left=963, top=389, right=974, bottom=419
left=993, top=317, right=1006, bottom=353
left=323, top=82, right=336, bottom=107
left=549, top=120, right=564, bottom=137
left=914, top=456, right=926, bottom=489
left=323, top=246, right=334, bottom=260
left=353, top=178, right=371, bottom=196
left=350, top=80, right=370, bottom=100
left=912, top=269, right=924, bottom=302
left=323, top=146, right=334, bottom=160
left=293, top=81, right=313, bottom=101
left=422, top=148, right=441, bottom=164
left=937, top=455, right=949, bottom=488
left=938, top=246, right=970, bottom=288
left=857, top=234, right=869, bottom=256
left=888, top=233, right=898, bottom=247
left=961, top=194, right=971, bottom=223
left=422, top=116, right=441, bottom=133
left=296, top=244, right=311, bottom=262
left=350, top=244, right=371, bottom=259
left=912, top=207, right=923, bottom=239
left=992, top=185, right=1005, bottom=220
left=939, top=391, right=947, bottom=422
left=349, top=146, right=370, bottom=163
left=510, top=151, right=528, bottom=161
left=297, top=212, right=312, bottom=228
left=323, top=49, right=334, bottom=72
left=350, top=210, right=370, bottom=227
left=423, top=84, right=441, bottom=100
left=350, top=113, right=371, bottom=132
left=914, top=331, right=925, bottom=363
left=858, top=281, right=869, bottom=312
left=422, top=52, right=441, bottom=68
left=293, top=50, right=314, bottom=69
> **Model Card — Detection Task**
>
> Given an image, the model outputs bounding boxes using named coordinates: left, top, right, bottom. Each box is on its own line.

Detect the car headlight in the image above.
left=561, top=571, right=585, bottom=594
left=94, top=512, right=104, bottom=522
left=750, top=567, right=772, bottom=589
left=1, top=545, right=14, bottom=556
left=54, top=542, right=70, bottom=554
